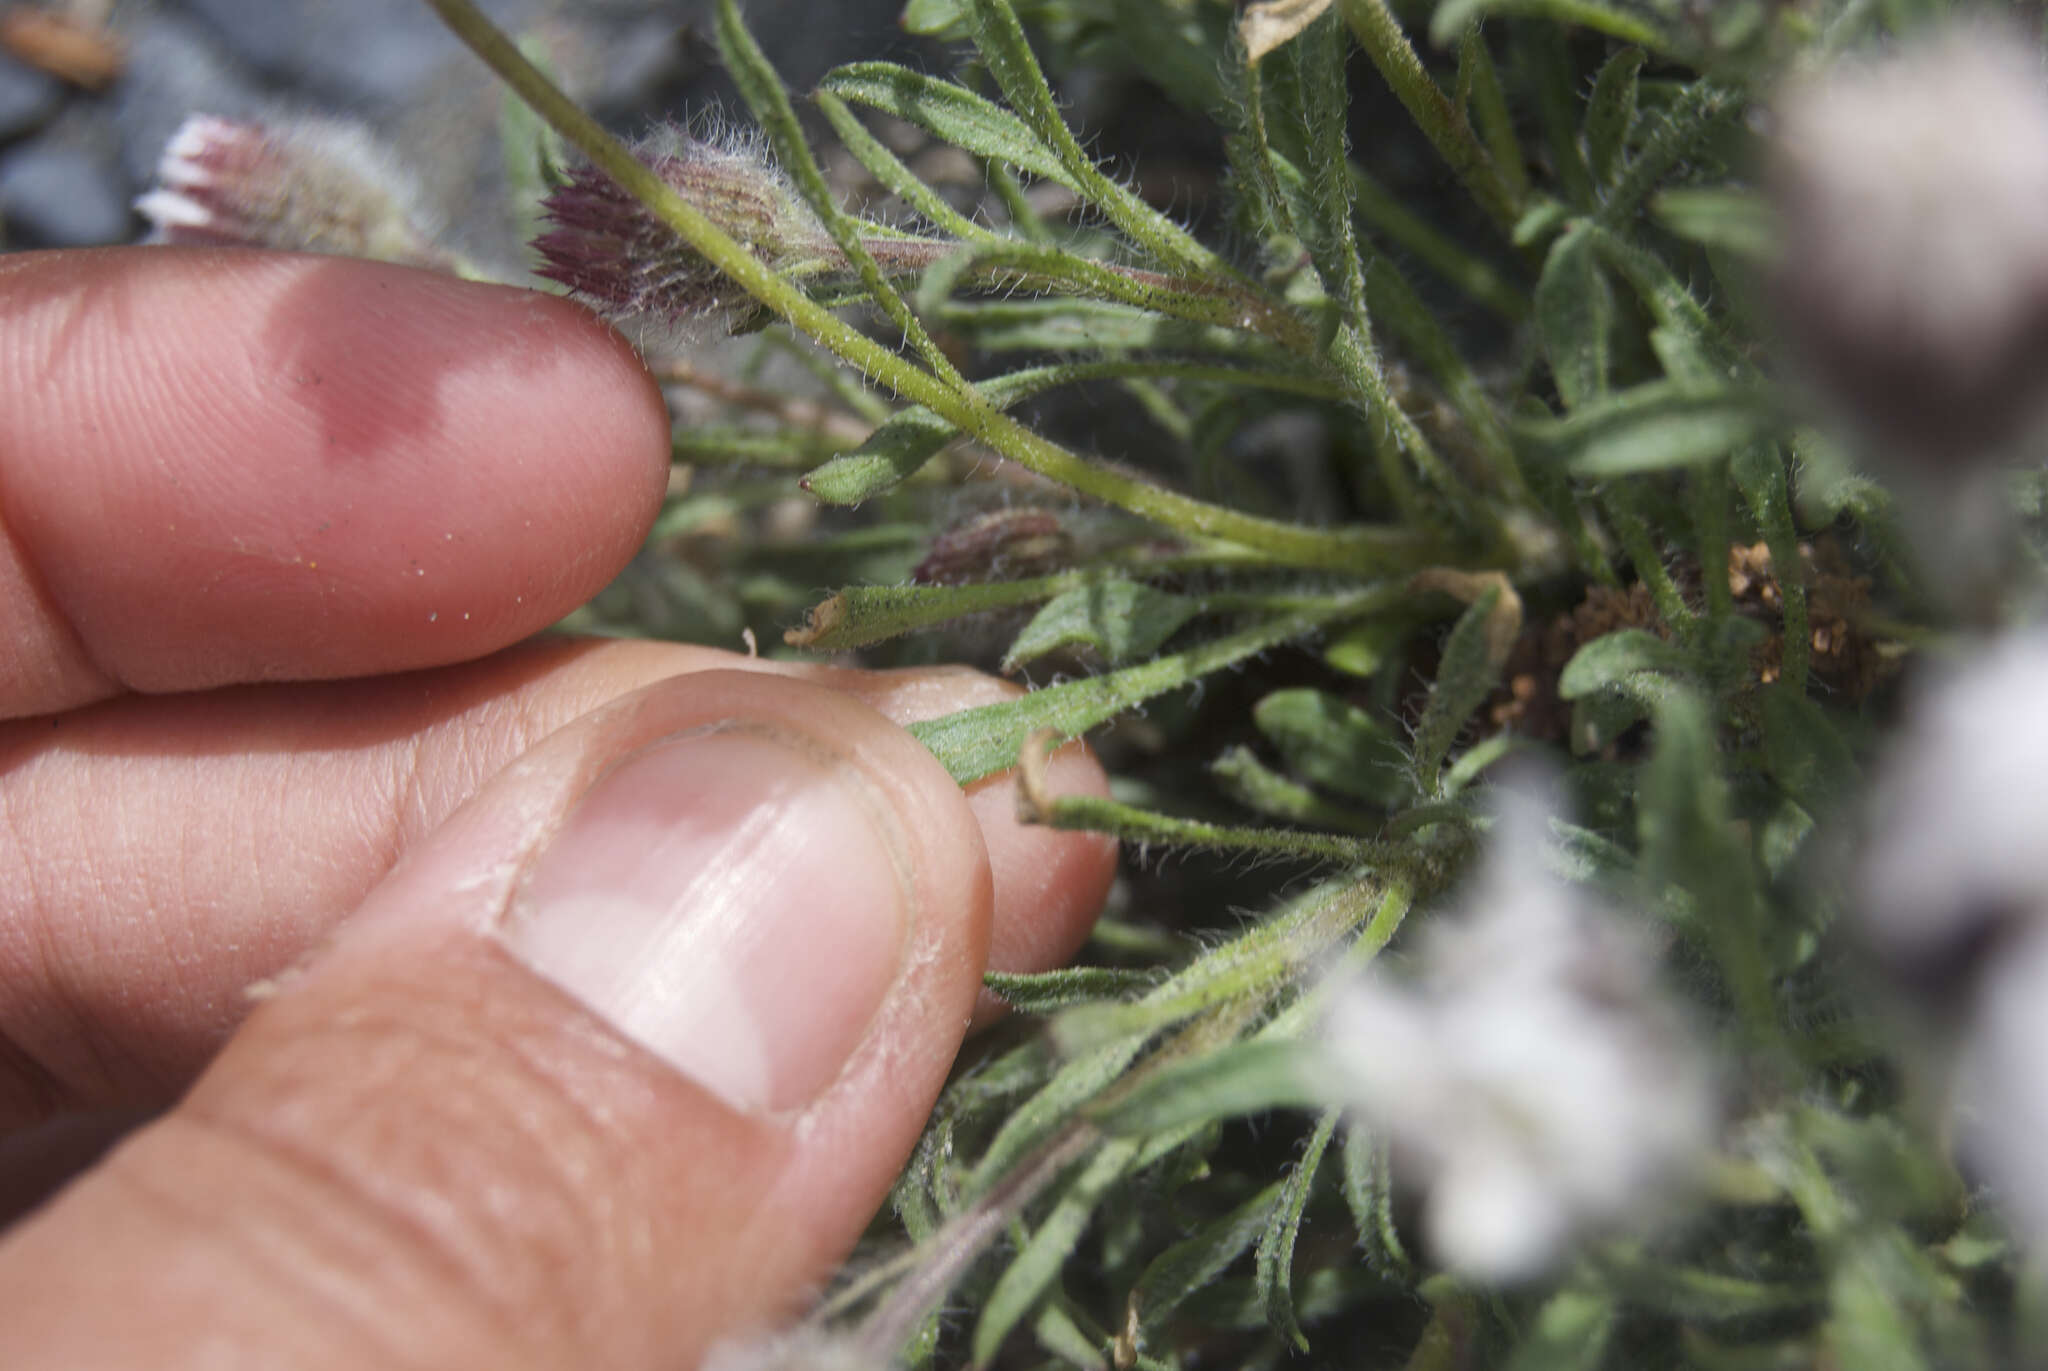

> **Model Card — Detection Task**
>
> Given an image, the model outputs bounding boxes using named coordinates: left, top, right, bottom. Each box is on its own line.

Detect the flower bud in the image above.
left=911, top=507, right=1072, bottom=585
left=533, top=125, right=840, bottom=333
left=135, top=113, right=450, bottom=270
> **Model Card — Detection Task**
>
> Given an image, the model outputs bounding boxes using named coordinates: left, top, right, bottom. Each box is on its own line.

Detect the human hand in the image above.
left=0, top=249, right=1116, bottom=1367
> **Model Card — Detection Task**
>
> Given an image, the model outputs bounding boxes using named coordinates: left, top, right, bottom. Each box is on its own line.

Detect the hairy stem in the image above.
left=1338, top=0, right=1522, bottom=235
left=423, top=0, right=1422, bottom=575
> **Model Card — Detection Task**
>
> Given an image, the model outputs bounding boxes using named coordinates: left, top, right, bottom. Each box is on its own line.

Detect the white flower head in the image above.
left=1856, top=628, right=2048, bottom=989
left=136, top=112, right=448, bottom=270
left=1321, top=784, right=1718, bottom=1283
left=1770, top=22, right=2048, bottom=464
left=1855, top=627, right=2048, bottom=1250
left=1955, top=922, right=2048, bottom=1250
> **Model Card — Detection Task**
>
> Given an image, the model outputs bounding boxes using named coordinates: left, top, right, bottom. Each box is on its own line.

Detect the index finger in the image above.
left=0, top=247, right=672, bottom=717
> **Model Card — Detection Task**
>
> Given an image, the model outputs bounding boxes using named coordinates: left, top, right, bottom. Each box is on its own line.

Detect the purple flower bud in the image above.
left=533, top=126, right=839, bottom=332
left=912, top=508, right=1072, bottom=585
left=135, top=113, right=449, bottom=270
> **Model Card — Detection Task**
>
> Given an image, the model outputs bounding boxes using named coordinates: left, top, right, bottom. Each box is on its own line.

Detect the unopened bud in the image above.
left=1770, top=24, right=2048, bottom=463
left=912, top=507, right=1071, bottom=585
left=533, top=125, right=841, bottom=333
left=136, top=113, right=450, bottom=270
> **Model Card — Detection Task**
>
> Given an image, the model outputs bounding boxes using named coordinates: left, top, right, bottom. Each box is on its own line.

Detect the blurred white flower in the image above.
left=1771, top=22, right=2048, bottom=464
left=136, top=112, right=450, bottom=270
left=1956, top=922, right=2048, bottom=1250
left=1320, top=787, right=1717, bottom=1283
left=1856, top=628, right=2048, bottom=987
left=1856, top=627, right=2048, bottom=1248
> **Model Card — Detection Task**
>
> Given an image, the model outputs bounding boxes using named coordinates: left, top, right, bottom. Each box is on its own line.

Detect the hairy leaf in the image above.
left=1519, top=380, right=1782, bottom=476
left=1256, top=1109, right=1338, bottom=1350
left=1535, top=225, right=1613, bottom=410
left=1254, top=688, right=1416, bottom=807
left=912, top=598, right=1388, bottom=784
left=1090, top=1039, right=1330, bottom=1135
left=1005, top=579, right=1202, bottom=671
left=1134, top=1181, right=1288, bottom=1332
left=818, top=61, right=1079, bottom=189
left=975, top=1138, right=1144, bottom=1365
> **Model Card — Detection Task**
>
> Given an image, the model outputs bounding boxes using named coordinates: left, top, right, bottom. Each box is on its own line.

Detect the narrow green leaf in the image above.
left=1033, top=1299, right=1109, bottom=1369
left=1321, top=618, right=1406, bottom=678
left=1050, top=875, right=1387, bottom=1061
left=1431, top=0, right=1667, bottom=54
left=1758, top=688, right=1856, bottom=816
left=1411, top=586, right=1507, bottom=790
left=1341, top=1124, right=1412, bottom=1277
left=1732, top=441, right=1809, bottom=691
left=901, top=0, right=970, bottom=39
left=818, top=61, right=1079, bottom=189
left=1598, top=80, right=1740, bottom=228
left=814, top=88, right=999, bottom=246
left=1091, top=1040, right=1332, bottom=1136
left=1257, top=1109, right=1339, bottom=1351
left=1557, top=628, right=1693, bottom=698
left=1534, top=225, right=1612, bottom=411
left=1506, top=1286, right=1615, bottom=1371
left=958, top=0, right=1223, bottom=274
left=1639, top=686, right=1775, bottom=1037
left=1457, top=22, right=1528, bottom=202
left=1026, top=789, right=1391, bottom=866
left=1652, top=187, right=1776, bottom=261
left=800, top=406, right=959, bottom=504
left=786, top=573, right=1092, bottom=652
left=1583, top=47, right=1644, bottom=188
left=985, top=966, right=1160, bottom=1015
left=1253, top=688, right=1416, bottom=808
left=1599, top=1255, right=1821, bottom=1321
left=804, top=357, right=1337, bottom=502
left=974, top=1137, right=1144, bottom=1366
left=1518, top=380, right=1782, bottom=476
left=1004, top=580, right=1203, bottom=671
left=912, top=596, right=1393, bottom=784
left=1351, top=164, right=1529, bottom=322
left=1254, top=11, right=1365, bottom=316
left=1133, top=1182, right=1288, bottom=1332
left=1365, top=259, right=1527, bottom=498
left=1211, top=746, right=1383, bottom=832
left=1584, top=223, right=1747, bottom=377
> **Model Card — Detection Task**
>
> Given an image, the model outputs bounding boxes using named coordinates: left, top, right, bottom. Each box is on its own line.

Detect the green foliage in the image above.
left=419, top=0, right=2025, bottom=1363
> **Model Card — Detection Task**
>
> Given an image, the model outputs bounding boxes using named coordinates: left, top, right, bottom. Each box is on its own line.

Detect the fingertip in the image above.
left=0, top=249, right=672, bottom=708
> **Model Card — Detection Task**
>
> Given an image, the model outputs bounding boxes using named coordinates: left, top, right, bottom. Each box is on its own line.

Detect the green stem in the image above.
left=1337, top=0, right=1521, bottom=235
left=960, top=0, right=1233, bottom=278
left=1351, top=165, right=1526, bottom=323
left=1457, top=24, right=1528, bottom=203
left=421, top=0, right=1412, bottom=575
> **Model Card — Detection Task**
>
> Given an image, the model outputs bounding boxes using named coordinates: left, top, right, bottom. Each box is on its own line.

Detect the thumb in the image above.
left=0, top=670, right=993, bottom=1369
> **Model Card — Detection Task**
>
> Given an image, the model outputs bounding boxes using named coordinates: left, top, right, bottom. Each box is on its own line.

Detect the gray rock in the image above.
left=111, top=11, right=267, bottom=188
left=0, top=53, right=63, bottom=141
left=0, top=132, right=133, bottom=246
left=182, top=0, right=546, bottom=106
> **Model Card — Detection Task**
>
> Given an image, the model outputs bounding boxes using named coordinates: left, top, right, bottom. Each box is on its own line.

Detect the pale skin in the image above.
left=0, top=248, right=1117, bottom=1367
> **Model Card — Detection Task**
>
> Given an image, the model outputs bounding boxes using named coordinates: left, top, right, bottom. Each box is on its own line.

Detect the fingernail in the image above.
left=500, top=726, right=912, bottom=1114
